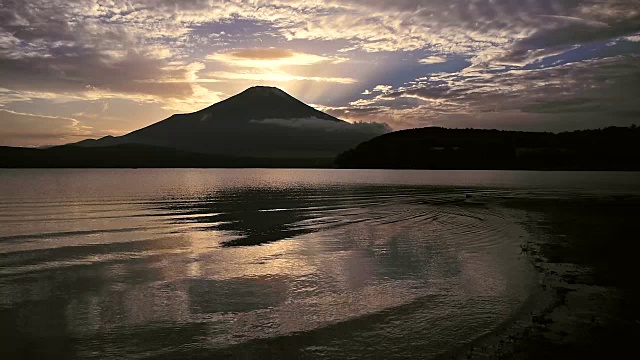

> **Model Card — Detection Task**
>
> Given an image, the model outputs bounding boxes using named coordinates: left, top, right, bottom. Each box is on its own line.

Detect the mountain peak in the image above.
left=194, top=85, right=335, bottom=121
left=241, top=85, right=289, bottom=98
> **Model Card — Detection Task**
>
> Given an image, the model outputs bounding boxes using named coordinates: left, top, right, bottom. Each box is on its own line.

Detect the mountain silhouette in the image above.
left=73, top=86, right=388, bottom=158
left=336, top=126, right=640, bottom=170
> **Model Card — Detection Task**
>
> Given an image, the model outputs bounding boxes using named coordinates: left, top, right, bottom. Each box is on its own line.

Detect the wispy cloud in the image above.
left=0, top=109, right=93, bottom=146
left=207, top=48, right=346, bottom=67
left=207, top=71, right=356, bottom=84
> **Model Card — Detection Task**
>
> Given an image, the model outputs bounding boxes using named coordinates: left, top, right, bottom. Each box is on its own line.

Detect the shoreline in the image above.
left=449, top=195, right=640, bottom=359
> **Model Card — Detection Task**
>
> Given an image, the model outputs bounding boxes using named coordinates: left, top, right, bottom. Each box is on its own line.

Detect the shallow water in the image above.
left=1, top=169, right=639, bottom=359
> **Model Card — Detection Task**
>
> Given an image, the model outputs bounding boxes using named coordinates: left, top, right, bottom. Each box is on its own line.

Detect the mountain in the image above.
left=73, top=86, right=388, bottom=159
left=336, top=126, right=640, bottom=170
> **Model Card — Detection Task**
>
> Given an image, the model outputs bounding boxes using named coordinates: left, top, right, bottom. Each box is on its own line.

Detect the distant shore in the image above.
left=450, top=195, right=640, bottom=359
left=3, top=126, right=640, bottom=171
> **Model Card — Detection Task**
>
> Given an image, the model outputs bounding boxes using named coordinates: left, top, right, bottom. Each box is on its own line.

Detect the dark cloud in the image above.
left=342, top=0, right=639, bottom=65
left=0, top=52, right=194, bottom=99
left=496, top=14, right=640, bottom=65
left=346, top=54, right=640, bottom=130
left=344, top=0, right=586, bottom=31
left=522, top=98, right=605, bottom=114
left=0, top=0, right=207, bottom=102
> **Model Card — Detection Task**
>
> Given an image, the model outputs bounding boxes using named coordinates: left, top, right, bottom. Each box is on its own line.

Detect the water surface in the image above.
left=1, top=169, right=639, bottom=359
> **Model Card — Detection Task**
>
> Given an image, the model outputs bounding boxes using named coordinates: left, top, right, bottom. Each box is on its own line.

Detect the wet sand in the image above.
left=451, top=195, right=640, bottom=359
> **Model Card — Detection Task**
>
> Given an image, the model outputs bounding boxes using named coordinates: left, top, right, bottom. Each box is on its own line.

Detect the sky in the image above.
left=1, top=0, right=639, bottom=147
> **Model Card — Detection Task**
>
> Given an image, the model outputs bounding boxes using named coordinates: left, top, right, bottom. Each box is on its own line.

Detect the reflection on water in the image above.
left=1, top=169, right=638, bottom=359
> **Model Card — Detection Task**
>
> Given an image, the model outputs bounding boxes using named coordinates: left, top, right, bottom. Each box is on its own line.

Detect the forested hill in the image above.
left=335, top=126, right=640, bottom=170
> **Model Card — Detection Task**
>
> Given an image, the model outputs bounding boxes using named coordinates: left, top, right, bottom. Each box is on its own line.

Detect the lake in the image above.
left=1, top=169, right=639, bottom=359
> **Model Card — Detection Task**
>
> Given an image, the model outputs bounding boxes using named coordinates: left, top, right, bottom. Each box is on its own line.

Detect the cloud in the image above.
left=205, top=47, right=354, bottom=84
left=381, top=86, right=451, bottom=101
left=419, top=56, right=448, bottom=64
left=207, top=47, right=346, bottom=68
left=345, top=55, right=640, bottom=130
left=0, top=109, right=94, bottom=146
left=251, top=117, right=390, bottom=134
left=316, top=104, right=389, bottom=123
left=490, top=15, right=620, bottom=66
left=372, top=85, right=393, bottom=93
left=219, top=48, right=308, bottom=61
left=0, top=0, right=224, bottom=112
left=624, top=34, right=640, bottom=42
left=207, top=70, right=356, bottom=84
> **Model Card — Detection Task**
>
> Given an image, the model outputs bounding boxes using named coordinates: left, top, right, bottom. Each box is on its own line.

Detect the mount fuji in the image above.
left=73, top=86, right=389, bottom=159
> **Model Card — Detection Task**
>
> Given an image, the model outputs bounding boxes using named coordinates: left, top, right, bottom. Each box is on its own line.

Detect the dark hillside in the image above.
left=336, top=126, right=640, bottom=170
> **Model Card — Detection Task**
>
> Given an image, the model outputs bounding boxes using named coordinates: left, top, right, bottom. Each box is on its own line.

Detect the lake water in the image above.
left=1, top=169, right=639, bottom=359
